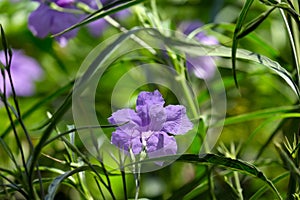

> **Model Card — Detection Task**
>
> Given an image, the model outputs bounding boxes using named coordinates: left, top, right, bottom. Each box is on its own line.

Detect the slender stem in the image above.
left=0, top=71, right=33, bottom=198
left=208, top=167, right=216, bottom=200
left=94, top=176, right=106, bottom=200
left=121, top=168, right=128, bottom=200
left=129, top=149, right=141, bottom=200
left=36, top=162, right=45, bottom=199
left=60, top=137, right=116, bottom=199
left=0, top=173, right=29, bottom=199
left=291, top=0, right=300, bottom=87
left=134, top=163, right=141, bottom=200
left=234, top=172, right=243, bottom=199
left=104, top=16, right=157, bottom=55
left=6, top=54, right=34, bottom=151
left=99, top=156, right=115, bottom=200
left=279, top=8, right=300, bottom=86
left=177, top=73, right=198, bottom=119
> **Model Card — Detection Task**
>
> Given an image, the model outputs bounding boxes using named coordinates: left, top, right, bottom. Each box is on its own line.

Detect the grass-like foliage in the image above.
left=0, top=0, right=299, bottom=199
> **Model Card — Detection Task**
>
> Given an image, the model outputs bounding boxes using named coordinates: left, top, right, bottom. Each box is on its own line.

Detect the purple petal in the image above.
left=178, top=21, right=218, bottom=79
left=87, top=19, right=108, bottom=37
left=147, top=132, right=177, bottom=165
left=55, top=0, right=75, bottom=7
left=10, top=51, right=43, bottom=80
left=0, top=50, right=43, bottom=97
left=50, top=12, right=80, bottom=44
left=108, top=108, right=140, bottom=125
left=28, top=4, right=53, bottom=38
left=136, top=90, right=166, bottom=127
left=179, top=20, right=203, bottom=35
left=148, top=104, right=166, bottom=131
left=163, top=105, right=193, bottom=135
left=108, top=108, right=142, bottom=133
left=111, top=129, right=142, bottom=154
left=113, top=9, right=130, bottom=19
left=136, top=90, right=165, bottom=107
left=137, top=104, right=167, bottom=129
left=179, top=20, right=218, bottom=45
left=28, top=3, right=81, bottom=45
left=198, top=35, right=218, bottom=45
left=186, top=55, right=216, bottom=79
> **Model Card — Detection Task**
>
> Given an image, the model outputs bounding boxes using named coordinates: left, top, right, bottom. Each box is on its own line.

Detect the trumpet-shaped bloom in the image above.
left=0, top=50, right=43, bottom=97
left=179, top=21, right=218, bottom=79
left=108, top=90, right=193, bottom=158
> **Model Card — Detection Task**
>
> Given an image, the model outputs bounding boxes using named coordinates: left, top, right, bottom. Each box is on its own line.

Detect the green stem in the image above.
left=233, top=171, right=244, bottom=200
left=279, top=4, right=300, bottom=87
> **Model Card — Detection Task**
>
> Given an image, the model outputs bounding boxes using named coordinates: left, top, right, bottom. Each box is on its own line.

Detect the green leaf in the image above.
left=0, top=24, right=9, bottom=65
left=237, top=7, right=276, bottom=39
left=232, top=0, right=255, bottom=87
left=45, top=166, right=87, bottom=200
left=133, top=154, right=282, bottom=200
left=215, top=105, right=300, bottom=126
left=0, top=136, right=19, bottom=169
left=250, top=172, right=289, bottom=200
left=45, top=165, right=118, bottom=200
left=275, top=144, right=300, bottom=177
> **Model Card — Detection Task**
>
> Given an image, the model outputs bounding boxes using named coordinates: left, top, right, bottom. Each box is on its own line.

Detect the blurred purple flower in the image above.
left=28, top=0, right=130, bottom=44
left=28, top=0, right=81, bottom=46
left=179, top=21, right=218, bottom=79
left=108, top=90, right=193, bottom=159
left=0, top=50, right=43, bottom=97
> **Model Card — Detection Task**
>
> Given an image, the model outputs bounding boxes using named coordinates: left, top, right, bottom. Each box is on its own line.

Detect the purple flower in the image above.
left=28, top=0, right=81, bottom=46
left=108, top=90, right=193, bottom=159
left=179, top=21, right=218, bottom=79
left=0, top=50, right=43, bottom=97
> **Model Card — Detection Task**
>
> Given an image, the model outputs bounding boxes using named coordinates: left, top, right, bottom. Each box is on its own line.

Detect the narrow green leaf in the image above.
left=0, top=24, right=9, bottom=65
left=0, top=136, right=19, bottom=169
left=215, top=106, right=300, bottom=126
left=45, top=166, right=88, bottom=200
left=28, top=92, right=73, bottom=180
left=237, top=7, right=276, bottom=39
left=44, top=125, right=119, bottom=147
left=275, top=144, right=300, bottom=177
left=133, top=154, right=282, bottom=199
left=0, top=173, right=28, bottom=199
left=292, top=142, right=300, bottom=155
left=250, top=172, right=289, bottom=200
left=45, top=165, right=118, bottom=200
left=232, top=0, right=255, bottom=87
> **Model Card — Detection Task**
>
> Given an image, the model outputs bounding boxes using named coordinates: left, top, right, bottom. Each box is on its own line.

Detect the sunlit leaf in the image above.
left=132, top=154, right=282, bottom=199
